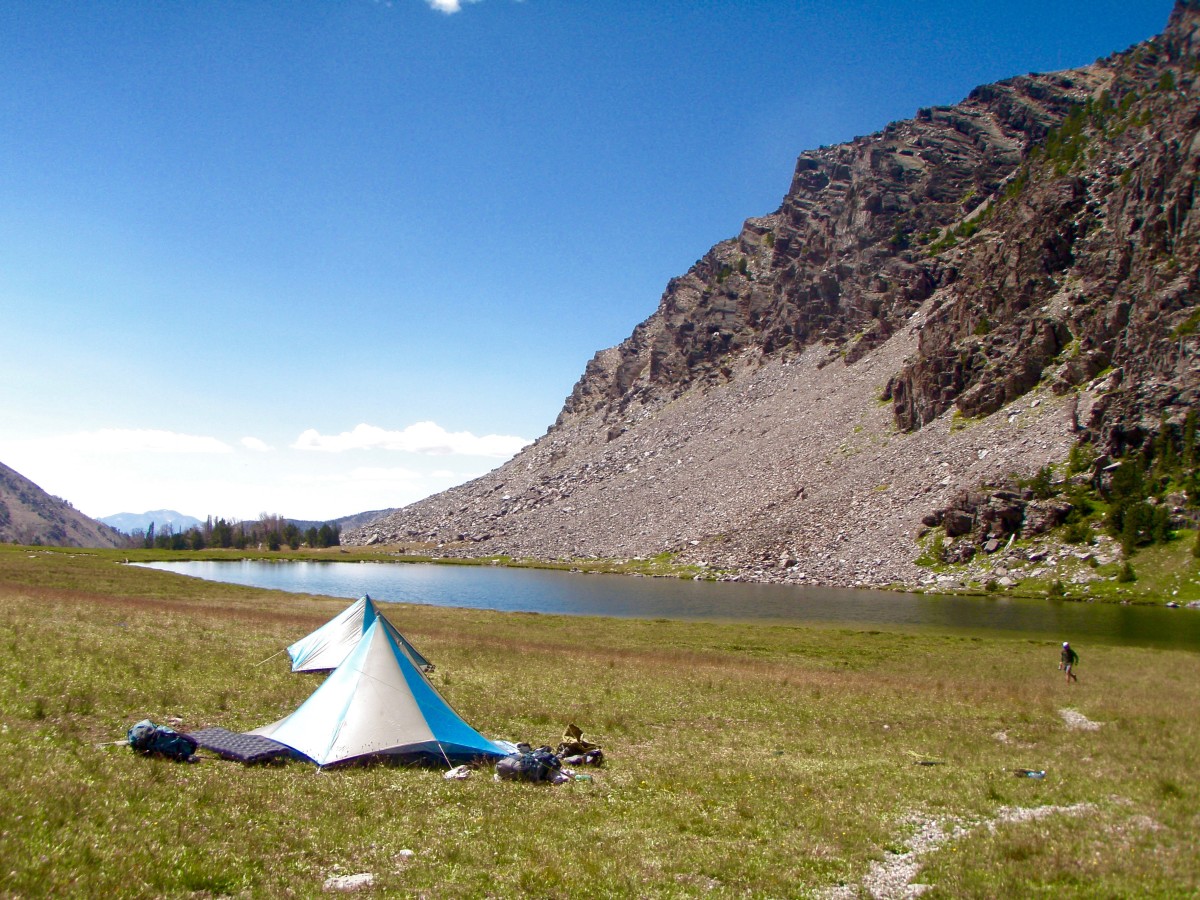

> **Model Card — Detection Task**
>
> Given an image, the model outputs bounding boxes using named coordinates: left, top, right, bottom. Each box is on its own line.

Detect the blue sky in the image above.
left=0, top=0, right=1173, bottom=523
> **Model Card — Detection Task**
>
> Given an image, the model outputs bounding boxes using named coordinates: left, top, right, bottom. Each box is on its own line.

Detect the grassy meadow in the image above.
left=0, top=545, right=1196, bottom=898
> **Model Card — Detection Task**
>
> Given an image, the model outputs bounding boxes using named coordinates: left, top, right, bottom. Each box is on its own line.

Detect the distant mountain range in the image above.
left=0, top=468, right=372, bottom=548
left=99, top=510, right=204, bottom=534
left=101, top=509, right=372, bottom=535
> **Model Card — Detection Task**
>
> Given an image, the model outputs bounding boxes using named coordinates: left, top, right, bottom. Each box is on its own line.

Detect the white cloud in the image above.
left=47, top=428, right=234, bottom=454
left=292, top=421, right=530, bottom=458
left=276, top=465, right=423, bottom=486
left=0, top=421, right=514, bottom=522
left=346, top=466, right=425, bottom=482
left=426, top=0, right=478, bottom=12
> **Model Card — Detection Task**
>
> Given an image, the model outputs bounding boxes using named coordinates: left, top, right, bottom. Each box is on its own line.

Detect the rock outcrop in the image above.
left=886, top=2, right=1200, bottom=450
left=345, top=3, right=1200, bottom=586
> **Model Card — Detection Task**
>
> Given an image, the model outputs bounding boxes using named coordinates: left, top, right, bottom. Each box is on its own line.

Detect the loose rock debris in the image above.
left=990, top=802, right=1095, bottom=829
left=822, top=803, right=1096, bottom=899
left=1059, top=708, right=1103, bottom=731
left=323, top=872, right=375, bottom=893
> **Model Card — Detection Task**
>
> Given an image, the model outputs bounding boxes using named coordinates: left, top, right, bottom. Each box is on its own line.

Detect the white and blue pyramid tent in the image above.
left=286, top=594, right=432, bottom=673
left=254, top=618, right=506, bottom=767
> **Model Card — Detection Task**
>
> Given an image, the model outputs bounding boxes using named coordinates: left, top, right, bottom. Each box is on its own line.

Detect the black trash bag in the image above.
left=126, top=719, right=198, bottom=761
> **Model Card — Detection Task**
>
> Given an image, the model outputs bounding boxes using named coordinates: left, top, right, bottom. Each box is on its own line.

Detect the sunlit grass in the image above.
left=0, top=545, right=1196, bottom=897
left=919, top=528, right=1200, bottom=606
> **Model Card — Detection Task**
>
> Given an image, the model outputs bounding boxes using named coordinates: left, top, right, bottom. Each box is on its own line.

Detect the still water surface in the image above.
left=135, top=559, right=1200, bottom=650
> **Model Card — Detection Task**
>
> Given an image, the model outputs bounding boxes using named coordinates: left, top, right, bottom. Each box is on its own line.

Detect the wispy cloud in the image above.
left=278, top=465, right=423, bottom=486
left=53, top=428, right=234, bottom=454
left=292, top=421, right=530, bottom=458
left=241, top=437, right=273, bottom=452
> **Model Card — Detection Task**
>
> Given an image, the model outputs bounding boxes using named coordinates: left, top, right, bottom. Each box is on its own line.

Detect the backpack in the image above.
left=495, top=746, right=561, bottom=782
left=127, top=719, right=198, bottom=761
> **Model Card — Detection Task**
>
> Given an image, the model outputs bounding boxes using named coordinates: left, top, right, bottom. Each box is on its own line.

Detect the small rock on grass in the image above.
left=1059, top=708, right=1102, bottom=730
left=324, top=873, right=375, bottom=892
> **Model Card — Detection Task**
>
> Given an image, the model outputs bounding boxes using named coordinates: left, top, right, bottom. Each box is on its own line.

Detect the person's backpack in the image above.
left=127, top=719, right=158, bottom=753
left=127, top=719, right=198, bottom=761
left=495, top=746, right=561, bottom=782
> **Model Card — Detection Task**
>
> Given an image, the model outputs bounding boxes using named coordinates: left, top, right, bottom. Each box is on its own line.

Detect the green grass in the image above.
left=1173, top=307, right=1200, bottom=338
left=0, top=545, right=1197, bottom=897
left=1081, top=537, right=1200, bottom=603
left=930, top=529, right=1200, bottom=606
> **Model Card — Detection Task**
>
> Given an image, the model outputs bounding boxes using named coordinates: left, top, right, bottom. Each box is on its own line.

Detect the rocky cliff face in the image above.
left=886, top=2, right=1200, bottom=450
left=346, top=3, right=1200, bottom=586
left=0, top=462, right=127, bottom=549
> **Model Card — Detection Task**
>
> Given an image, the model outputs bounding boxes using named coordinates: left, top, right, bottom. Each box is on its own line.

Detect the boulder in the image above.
left=976, top=496, right=1025, bottom=537
left=943, top=508, right=974, bottom=538
left=1023, top=499, right=1073, bottom=536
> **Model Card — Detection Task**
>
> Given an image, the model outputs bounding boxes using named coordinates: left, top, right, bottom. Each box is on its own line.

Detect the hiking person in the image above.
left=1060, top=641, right=1078, bottom=683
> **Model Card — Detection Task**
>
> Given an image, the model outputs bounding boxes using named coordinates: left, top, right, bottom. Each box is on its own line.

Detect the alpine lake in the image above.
left=134, top=558, right=1200, bottom=651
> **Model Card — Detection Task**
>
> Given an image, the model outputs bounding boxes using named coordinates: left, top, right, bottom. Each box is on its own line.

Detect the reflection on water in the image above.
left=134, top=559, right=1200, bottom=650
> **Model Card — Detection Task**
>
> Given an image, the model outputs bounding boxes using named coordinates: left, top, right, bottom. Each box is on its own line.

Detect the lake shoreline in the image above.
left=113, top=540, right=1200, bottom=609
left=133, top=555, right=1200, bottom=651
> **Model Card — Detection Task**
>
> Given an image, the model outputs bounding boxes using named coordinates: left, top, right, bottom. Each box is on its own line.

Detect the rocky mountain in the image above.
left=100, top=510, right=203, bottom=535
left=345, top=3, right=1200, bottom=587
left=0, top=462, right=127, bottom=549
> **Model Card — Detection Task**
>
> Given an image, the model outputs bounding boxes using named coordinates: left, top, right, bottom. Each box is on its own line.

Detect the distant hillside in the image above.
left=328, top=508, right=398, bottom=532
left=0, top=462, right=126, bottom=548
left=345, top=3, right=1200, bottom=588
left=100, top=510, right=203, bottom=535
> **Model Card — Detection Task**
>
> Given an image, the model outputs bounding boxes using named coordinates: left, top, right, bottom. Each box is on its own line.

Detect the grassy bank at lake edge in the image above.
left=0, top=544, right=1196, bottom=898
